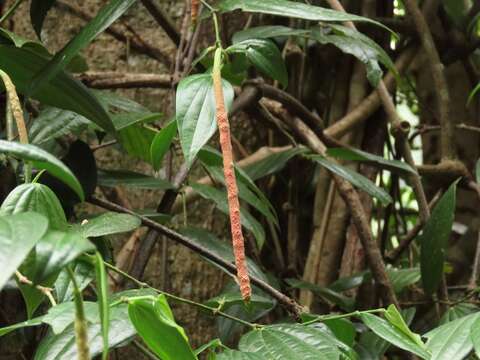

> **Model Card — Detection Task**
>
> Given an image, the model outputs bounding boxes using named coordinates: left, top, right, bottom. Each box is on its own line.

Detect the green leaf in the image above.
left=117, top=124, right=157, bottom=162
left=176, top=74, right=234, bottom=166
left=323, top=318, right=356, bottom=348
left=239, top=323, right=346, bottom=359
left=286, top=278, right=354, bottom=312
left=42, top=302, right=98, bottom=334
left=420, top=180, right=458, bottom=295
left=128, top=295, right=197, bottom=360
left=29, top=107, right=91, bottom=146
left=471, top=315, right=480, bottom=358
left=307, top=154, right=392, bottom=205
left=151, top=120, right=177, bottom=171
left=326, top=147, right=415, bottom=176
left=0, top=45, right=114, bottom=132
left=198, top=147, right=278, bottom=226
left=31, top=230, right=95, bottom=284
left=0, top=316, right=45, bottom=337
left=55, top=260, right=94, bottom=303
left=232, top=26, right=309, bottom=43
left=217, top=350, right=263, bottom=360
left=1, top=183, right=67, bottom=230
left=97, top=169, right=174, bottom=189
left=0, top=212, right=49, bottom=290
left=227, top=39, right=288, bottom=87
left=425, top=312, right=480, bottom=360
left=384, top=305, right=425, bottom=349
left=206, top=288, right=274, bottom=312
left=0, top=141, right=84, bottom=201
left=468, top=82, right=480, bottom=104
left=195, top=338, right=223, bottom=356
left=218, top=0, right=391, bottom=31
left=311, top=25, right=396, bottom=86
left=440, top=303, right=479, bottom=325
left=95, top=252, right=109, bottom=360
left=75, top=212, right=141, bottom=238
left=112, top=112, right=162, bottom=131
left=30, top=0, right=56, bottom=39
left=179, top=227, right=269, bottom=283
left=190, top=183, right=266, bottom=249
left=387, top=267, right=421, bottom=293
left=29, top=0, right=136, bottom=96
left=360, top=312, right=430, bottom=359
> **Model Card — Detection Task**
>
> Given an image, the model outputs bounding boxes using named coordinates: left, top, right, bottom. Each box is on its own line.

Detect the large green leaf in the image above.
left=311, top=25, right=396, bottom=86
left=97, top=169, right=174, bottom=189
left=29, top=0, right=136, bottom=96
left=190, top=183, right=266, bottom=249
left=176, top=74, right=234, bottom=166
left=232, top=26, right=309, bottom=43
left=420, top=180, right=458, bottom=295
left=30, top=0, right=56, bottom=39
left=238, top=323, right=347, bottom=359
left=0, top=183, right=67, bottom=230
left=0, top=141, right=84, bottom=201
left=227, top=39, right=288, bottom=87
left=30, top=230, right=95, bottom=284
left=326, top=147, right=415, bottom=176
left=74, top=212, right=141, bottom=238
left=151, top=120, right=177, bottom=170
left=307, top=154, right=392, bottom=205
left=440, top=303, right=479, bottom=325
left=0, top=212, right=49, bottom=290
left=360, top=312, right=430, bottom=359
left=425, top=312, right=480, bottom=360
left=29, top=108, right=91, bottom=146
left=218, top=0, right=390, bottom=30
left=0, top=45, right=113, bottom=132
left=128, top=295, right=197, bottom=360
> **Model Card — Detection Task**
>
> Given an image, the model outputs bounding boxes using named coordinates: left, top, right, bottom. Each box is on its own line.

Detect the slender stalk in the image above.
left=302, top=308, right=385, bottom=326
left=67, top=266, right=90, bottom=360
left=0, top=0, right=25, bottom=25
left=212, top=47, right=252, bottom=302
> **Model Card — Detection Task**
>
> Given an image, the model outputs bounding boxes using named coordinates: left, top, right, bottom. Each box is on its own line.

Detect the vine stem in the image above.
left=212, top=47, right=252, bottom=302
left=302, top=308, right=386, bottom=326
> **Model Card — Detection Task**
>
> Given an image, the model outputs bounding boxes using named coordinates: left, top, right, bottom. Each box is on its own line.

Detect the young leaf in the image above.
left=227, top=39, right=288, bottom=87
left=151, top=120, right=177, bottom=171
left=326, top=147, right=415, bottom=175
left=0, top=45, right=113, bottom=132
left=360, top=313, right=430, bottom=359
left=94, top=252, right=109, bottom=360
left=190, top=183, right=266, bottom=249
left=128, top=295, right=197, bottom=360
left=425, top=312, right=480, bottom=360
left=307, top=154, right=392, bottom=205
left=176, top=74, right=234, bottom=166
left=29, top=0, right=136, bottom=96
left=384, top=305, right=425, bottom=349
left=0, top=212, right=49, bottom=290
left=0, top=141, right=84, bottom=201
left=218, top=0, right=391, bottom=31
left=97, top=169, right=174, bottom=190
left=75, top=212, right=141, bottom=238
left=30, top=0, right=56, bottom=39
left=232, top=26, right=309, bottom=43
left=1, top=183, right=67, bottom=230
left=420, top=180, right=459, bottom=295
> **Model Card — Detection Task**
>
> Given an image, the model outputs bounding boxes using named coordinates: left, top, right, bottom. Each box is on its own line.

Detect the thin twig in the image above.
left=15, top=271, right=57, bottom=306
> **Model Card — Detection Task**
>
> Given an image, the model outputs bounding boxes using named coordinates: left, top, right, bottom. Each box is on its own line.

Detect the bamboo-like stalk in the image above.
left=212, top=48, right=251, bottom=302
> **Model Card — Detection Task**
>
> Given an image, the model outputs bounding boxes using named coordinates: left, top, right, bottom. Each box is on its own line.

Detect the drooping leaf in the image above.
left=360, top=312, right=430, bottom=359
left=425, top=312, right=480, bottom=360
left=0, top=141, right=84, bottom=201
left=75, top=212, right=141, bottom=238
left=311, top=25, right=396, bottom=86
left=176, top=74, right=234, bottom=166
left=128, top=295, right=197, bottom=360
left=29, top=0, right=136, bottom=96
left=117, top=124, right=157, bottom=162
left=420, top=180, right=459, bottom=295
left=232, top=26, right=309, bottom=43
left=30, top=0, right=56, bottom=39
left=0, top=316, right=45, bottom=337
left=150, top=119, right=177, bottom=170
left=190, top=183, right=266, bottom=249
left=30, top=229, right=95, bottom=284
left=384, top=305, right=425, bottom=349
left=0, top=183, right=67, bottom=230
left=218, top=0, right=391, bottom=30
left=97, top=169, right=174, bottom=190
left=307, top=154, right=392, bottom=205
left=29, top=107, right=91, bottom=146
left=0, top=45, right=114, bottom=132
left=238, top=323, right=346, bottom=359
left=326, top=147, right=415, bottom=175
left=94, top=252, right=109, bottom=360
left=227, top=39, right=288, bottom=87
left=0, top=212, right=49, bottom=290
